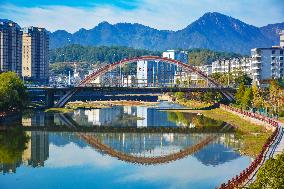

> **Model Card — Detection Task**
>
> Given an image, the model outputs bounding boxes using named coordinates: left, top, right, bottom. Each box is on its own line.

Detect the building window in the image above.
left=280, top=50, right=283, bottom=55
left=272, top=50, right=275, bottom=54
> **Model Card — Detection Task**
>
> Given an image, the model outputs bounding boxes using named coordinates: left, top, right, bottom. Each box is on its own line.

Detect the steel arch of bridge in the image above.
left=80, top=56, right=218, bottom=87
left=54, top=56, right=234, bottom=107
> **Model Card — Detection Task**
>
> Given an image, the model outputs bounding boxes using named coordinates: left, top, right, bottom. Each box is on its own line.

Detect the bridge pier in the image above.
left=46, top=90, right=55, bottom=108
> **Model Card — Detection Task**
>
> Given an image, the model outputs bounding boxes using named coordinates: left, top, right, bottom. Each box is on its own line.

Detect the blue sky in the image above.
left=0, top=0, right=283, bottom=32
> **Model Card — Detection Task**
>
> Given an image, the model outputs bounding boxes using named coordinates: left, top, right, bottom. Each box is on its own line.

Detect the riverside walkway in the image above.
left=217, top=105, right=284, bottom=189
left=272, top=122, right=284, bottom=157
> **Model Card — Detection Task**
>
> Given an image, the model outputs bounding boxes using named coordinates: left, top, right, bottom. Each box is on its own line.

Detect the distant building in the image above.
left=280, top=30, right=284, bottom=48
left=122, top=75, right=135, bottom=87
left=211, top=57, right=251, bottom=75
left=199, top=64, right=212, bottom=76
left=251, top=47, right=283, bottom=85
left=249, top=31, right=284, bottom=85
left=136, top=60, right=176, bottom=87
left=162, top=50, right=188, bottom=64
left=22, top=26, right=49, bottom=84
left=0, top=20, right=22, bottom=75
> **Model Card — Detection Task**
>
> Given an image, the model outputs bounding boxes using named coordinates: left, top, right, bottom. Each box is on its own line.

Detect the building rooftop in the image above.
left=0, top=19, right=21, bottom=29
left=251, top=47, right=284, bottom=50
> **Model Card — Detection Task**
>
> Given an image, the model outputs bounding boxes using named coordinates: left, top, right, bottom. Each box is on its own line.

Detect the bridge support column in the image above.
left=46, top=90, right=55, bottom=108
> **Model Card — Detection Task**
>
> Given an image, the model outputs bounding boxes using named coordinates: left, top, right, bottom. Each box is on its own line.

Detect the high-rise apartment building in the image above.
left=0, top=19, right=22, bottom=75
left=250, top=31, right=284, bottom=85
left=136, top=50, right=189, bottom=87
left=251, top=47, right=283, bottom=84
left=22, top=27, right=49, bottom=84
left=136, top=60, right=176, bottom=87
left=280, top=30, right=284, bottom=48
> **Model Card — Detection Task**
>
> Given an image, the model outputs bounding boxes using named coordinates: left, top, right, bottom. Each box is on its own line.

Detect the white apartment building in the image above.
left=280, top=30, right=284, bottom=48
left=190, top=65, right=212, bottom=83
left=136, top=60, right=148, bottom=87
left=211, top=57, right=251, bottom=75
left=251, top=47, right=284, bottom=84
left=250, top=31, right=284, bottom=85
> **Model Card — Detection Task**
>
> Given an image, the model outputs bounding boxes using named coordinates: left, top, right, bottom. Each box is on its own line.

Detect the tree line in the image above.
left=49, top=45, right=241, bottom=65
left=187, top=48, right=242, bottom=66
left=0, top=72, right=28, bottom=111
left=49, top=45, right=161, bottom=64
left=235, top=80, right=284, bottom=116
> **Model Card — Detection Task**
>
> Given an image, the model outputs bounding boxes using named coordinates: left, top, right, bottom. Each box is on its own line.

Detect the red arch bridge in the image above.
left=31, top=56, right=236, bottom=107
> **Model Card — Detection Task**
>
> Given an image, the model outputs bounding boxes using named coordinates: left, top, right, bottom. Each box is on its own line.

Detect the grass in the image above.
left=176, top=99, right=213, bottom=109
left=199, top=108, right=272, bottom=156
left=166, top=107, right=272, bottom=156
left=66, top=101, right=158, bottom=110
left=44, top=108, right=73, bottom=113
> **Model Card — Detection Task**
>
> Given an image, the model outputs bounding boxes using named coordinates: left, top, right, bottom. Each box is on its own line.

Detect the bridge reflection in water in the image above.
left=1, top=104, right=241, bottom=174
left=0, top=129, right=242, bottom=174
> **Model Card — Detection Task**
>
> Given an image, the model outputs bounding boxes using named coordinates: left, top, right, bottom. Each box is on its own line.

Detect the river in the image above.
left=0, top=102, right=251, bottom=189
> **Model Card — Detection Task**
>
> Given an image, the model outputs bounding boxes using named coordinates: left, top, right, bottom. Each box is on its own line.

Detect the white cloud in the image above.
left=45, top=143, right=120, bottom=168
left=114, top=155, right=251, bottom=188
left=0, top=0, right=283, bottom=33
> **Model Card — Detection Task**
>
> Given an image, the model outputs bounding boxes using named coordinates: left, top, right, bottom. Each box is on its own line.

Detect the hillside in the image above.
left=48, top=12, right=284, bottom=54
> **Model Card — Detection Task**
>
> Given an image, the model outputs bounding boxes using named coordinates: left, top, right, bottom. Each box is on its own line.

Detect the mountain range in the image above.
left=49, top=12, right=284, bottom=54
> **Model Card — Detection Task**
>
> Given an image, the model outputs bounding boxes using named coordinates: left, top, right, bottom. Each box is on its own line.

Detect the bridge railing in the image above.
left=216, top=104, right=279, bottom=189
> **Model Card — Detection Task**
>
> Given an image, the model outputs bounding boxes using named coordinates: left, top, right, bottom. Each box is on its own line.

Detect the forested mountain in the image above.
left=49, top=12, right=284, bottom=54
left=260, top=22, right=284, bottom=45
left=49, top=45, right=241, bottom=66
left=49, top=45, right=161, bottom=63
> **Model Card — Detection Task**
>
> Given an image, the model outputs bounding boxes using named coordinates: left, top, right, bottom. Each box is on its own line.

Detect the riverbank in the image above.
left=175, top=99, right=213, bottom=109
left=0, top=109, right=20, bottom=120
left=65, top=100, right=159, bottom=109
left=166, top=107, right=272, bottom=157
left=44, top=108, right=74, bottom=113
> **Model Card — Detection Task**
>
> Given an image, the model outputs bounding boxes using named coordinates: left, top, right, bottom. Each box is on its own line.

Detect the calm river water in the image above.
left=0, top=102, right=251, bottom=189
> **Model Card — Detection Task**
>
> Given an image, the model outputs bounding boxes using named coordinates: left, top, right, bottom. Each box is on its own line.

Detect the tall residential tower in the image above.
left=22, top=27, right=49, bottom=84
left=0, top=19, right=22, bottom=75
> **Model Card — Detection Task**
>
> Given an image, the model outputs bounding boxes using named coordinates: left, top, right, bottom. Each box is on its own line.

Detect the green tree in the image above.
left=252, top=83, right=264, bottom=109
left=249, top=152, right=284, bottom=189
left=187, top=49, right=241, bottom=66
left=235, top=82, right=245, bottom=105
left=234, top=73, right=252, bottom=86
left=241, top=87, right=253, bottom=109
left=0, top=128, right=30, bottom=164
left=202, top=92, right=214, bottom=103
left=175, top=92, right=185, bottom=101
left=269, top=80, right=283, bottom=114
left=0, top=72, right=28, bottom=111
left=175, top=78, right=181, bottom=85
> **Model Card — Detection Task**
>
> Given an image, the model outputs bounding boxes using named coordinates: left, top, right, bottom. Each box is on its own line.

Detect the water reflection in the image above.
left=21, top=106, right=224, bottom=129
left=0, top=128, right=29, bottom=173
left=0, top=103, right=251, bottom=188
left=0, top=131, right=243, bottom=173
left=71, top=106, right=179, bottom=127
left=0, top=129, right=251, bottom=189
left=0, top=130, right=49, bottom=174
